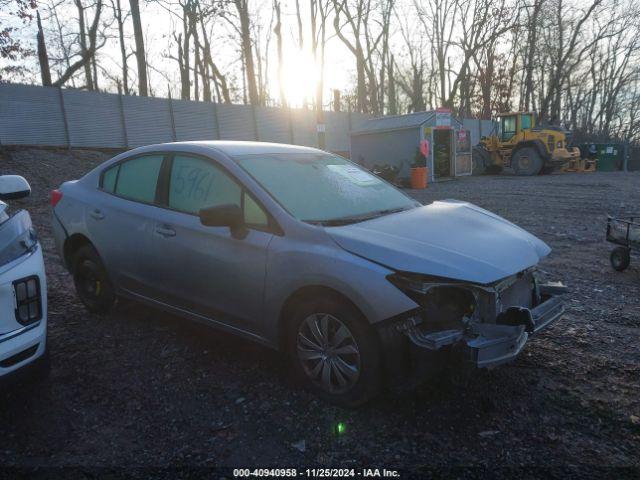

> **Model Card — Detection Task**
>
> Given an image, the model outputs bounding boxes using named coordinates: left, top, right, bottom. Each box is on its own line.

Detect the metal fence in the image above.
left=0, top=83, right=501, bottom=159
left=0, top=83, right=371, bottom=152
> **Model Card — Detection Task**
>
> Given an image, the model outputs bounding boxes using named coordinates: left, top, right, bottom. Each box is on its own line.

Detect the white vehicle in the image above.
left=0, top=175, right=48, bottom=384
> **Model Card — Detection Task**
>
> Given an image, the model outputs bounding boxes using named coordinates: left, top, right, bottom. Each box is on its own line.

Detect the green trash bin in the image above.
left=597, top=156, right=618, bottom=171
left=596, top=144, right=623, bottom=171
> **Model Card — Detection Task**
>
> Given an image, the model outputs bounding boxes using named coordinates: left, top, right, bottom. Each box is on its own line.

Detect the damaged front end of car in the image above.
left=380, top=269, right=566, bottom=378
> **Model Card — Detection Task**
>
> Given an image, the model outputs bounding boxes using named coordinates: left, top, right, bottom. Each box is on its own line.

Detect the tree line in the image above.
left=2, top=0, right=640, bottom=142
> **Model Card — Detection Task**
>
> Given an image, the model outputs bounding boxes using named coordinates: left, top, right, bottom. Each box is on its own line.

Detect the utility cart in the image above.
left=606, top=215, right=640, bottom=271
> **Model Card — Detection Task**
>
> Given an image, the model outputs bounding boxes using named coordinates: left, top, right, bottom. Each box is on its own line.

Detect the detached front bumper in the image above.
left=400, top=289, right=565, bottom=370
left=466, top=294, right=564, bottom=368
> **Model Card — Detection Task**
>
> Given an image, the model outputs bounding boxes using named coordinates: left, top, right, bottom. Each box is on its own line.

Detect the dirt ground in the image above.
left=0, top=147, right=638, bottom=477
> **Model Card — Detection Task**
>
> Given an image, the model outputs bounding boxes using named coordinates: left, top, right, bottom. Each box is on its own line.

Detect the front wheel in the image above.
left=512, top=147, right=543, bottom=175
left=610, top=247, right=631, bottom=272
left=287, top=296, right=381, bottom=407
left=72, top=245, right=116, bottom=314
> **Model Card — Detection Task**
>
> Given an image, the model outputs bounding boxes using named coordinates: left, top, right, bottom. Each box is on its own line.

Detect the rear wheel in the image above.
left=610, top=247, right=631, bottom=272
left=512, top=147, right=543, bottom=175
left=72, top=245, right=116, bottom=314
left=287, top=296, right=381, bottom=407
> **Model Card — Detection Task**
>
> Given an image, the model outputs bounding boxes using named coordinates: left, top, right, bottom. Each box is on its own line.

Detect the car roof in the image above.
left=131, top=141, right=324, bottom=157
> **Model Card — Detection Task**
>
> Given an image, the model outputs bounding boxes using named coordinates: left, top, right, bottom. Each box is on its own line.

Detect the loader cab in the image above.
left=497, top=112, right=535, bottom=142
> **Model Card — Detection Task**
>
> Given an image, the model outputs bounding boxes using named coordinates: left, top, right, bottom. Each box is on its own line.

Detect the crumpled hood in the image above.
left=327, top=200, right=551, bottom=284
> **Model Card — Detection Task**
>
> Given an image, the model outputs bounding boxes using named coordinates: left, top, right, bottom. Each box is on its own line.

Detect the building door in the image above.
left=433, top=129, right=452, bottom=177
left=455, top=129, right=472, bottom=176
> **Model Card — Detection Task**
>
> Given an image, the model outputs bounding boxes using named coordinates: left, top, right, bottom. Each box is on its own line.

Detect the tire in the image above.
left=72, top=245, right=116, bottom=314
left=287, top=295, right=381, bottom=407
left=610, top=247, right=631, bottom=272
left=512, top=147, right=543, bottom=175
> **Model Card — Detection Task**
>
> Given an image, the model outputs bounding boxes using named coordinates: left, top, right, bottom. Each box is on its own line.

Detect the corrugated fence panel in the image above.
left=255, top=106, right=291, bottom=144
left=122, top=96, right=174, bottom=147
left=0, top=84, right=67, bottom=146
left=216, top=104, right=256, bottom=140
left=291, top=109, right=317, bottom=147
left=172, top=99, right=219, bottom=141
left=324, top=111, right=350, bottom=152
left=64, top=90, right=125, bottom=148
left=0, top=84, right=378, bottom=151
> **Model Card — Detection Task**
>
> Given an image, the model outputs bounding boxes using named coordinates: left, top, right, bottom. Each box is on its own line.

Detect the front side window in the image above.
left=234, top=152, right=418, bottom=225
left=521, top=114, right=532, bottom=130
left=169, top=155, right=241, bottom=214
left=109, top=154, right=164, bottom=203
left=243, top=191, right=268, bottom=226
left=168, top=155, right=269, bottom=228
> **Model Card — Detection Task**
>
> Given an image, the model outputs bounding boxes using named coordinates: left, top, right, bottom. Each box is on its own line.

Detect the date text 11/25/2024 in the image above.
left=233, top=469, right=401, bottom=478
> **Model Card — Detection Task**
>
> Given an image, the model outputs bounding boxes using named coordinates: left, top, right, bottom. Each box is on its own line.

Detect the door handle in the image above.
left=90, top=209, right=105, bottom=220
left=155, top=226, right=176, bottom=238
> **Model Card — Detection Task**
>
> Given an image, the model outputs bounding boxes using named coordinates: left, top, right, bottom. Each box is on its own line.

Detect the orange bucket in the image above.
left=410, top=167, right=428, bottom=189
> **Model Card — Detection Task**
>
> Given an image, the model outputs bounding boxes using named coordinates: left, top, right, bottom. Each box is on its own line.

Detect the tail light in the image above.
left=50, top=189, right=63, bottom=208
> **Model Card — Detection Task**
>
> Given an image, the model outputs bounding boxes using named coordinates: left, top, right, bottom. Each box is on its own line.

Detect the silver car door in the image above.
left=88, top=153, right=166, bottom=297
left=150, top=153, right=274, bottom=333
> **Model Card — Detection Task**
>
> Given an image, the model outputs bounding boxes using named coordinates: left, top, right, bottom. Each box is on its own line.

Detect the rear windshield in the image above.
left=234, top=152, right=418, bottom=224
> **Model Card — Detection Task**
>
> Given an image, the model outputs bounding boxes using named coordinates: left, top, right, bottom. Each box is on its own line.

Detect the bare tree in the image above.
left=232, top=0, right=260, bottom=105
left=36, top=10, right=52, bottom=86
left=273, top=0, right=286, bottom=107
left=129, top=0, right=148, bottom=95
left=111, top=0, right=130, bottom=93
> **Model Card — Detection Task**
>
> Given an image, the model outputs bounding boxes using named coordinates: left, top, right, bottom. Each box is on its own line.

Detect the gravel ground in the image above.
left=0, top=147, right=638, bottom=477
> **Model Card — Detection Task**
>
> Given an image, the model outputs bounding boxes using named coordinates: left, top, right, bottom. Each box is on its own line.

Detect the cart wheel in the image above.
left=610, top=247, right=631, bottom=272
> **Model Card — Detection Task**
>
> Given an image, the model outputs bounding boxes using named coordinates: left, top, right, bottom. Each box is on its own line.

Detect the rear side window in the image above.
left=168, top=155, right=241, bottom=214
left=102, top=165, right=118, bottom=193
left=114, top=155, right=164, bottom=203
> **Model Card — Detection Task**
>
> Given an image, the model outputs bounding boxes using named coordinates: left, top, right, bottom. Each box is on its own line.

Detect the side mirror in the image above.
left=0, top=175, right=31, bottom=201
left=199, top=204, right=247, bottom=239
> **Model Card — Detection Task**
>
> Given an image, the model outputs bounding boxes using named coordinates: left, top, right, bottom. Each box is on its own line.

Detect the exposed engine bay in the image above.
left=389, top=269, right=566, bottom=368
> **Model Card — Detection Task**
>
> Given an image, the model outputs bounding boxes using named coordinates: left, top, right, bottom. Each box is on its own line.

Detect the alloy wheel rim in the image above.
left=296, top=313, right=361, bottom=393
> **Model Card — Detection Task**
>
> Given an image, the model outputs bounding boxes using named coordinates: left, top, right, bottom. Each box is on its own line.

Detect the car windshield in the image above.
left=234, top=152, right=419, bottom=225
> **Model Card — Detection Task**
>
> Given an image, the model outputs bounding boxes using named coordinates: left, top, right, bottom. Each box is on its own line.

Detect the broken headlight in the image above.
left=0, top=210, right=38, bottom=267
left=387, top=272, right=479, bottom=331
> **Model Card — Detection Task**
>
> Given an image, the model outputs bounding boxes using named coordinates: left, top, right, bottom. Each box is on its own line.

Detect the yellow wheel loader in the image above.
left=472, top=112, right=582, bottom=175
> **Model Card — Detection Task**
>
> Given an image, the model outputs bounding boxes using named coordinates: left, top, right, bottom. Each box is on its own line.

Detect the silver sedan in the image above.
left=51, top=141, right=565, bottom=405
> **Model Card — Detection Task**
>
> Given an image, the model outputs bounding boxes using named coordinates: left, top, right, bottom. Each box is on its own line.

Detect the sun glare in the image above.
left=280, top=49, right=319, bottom=107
